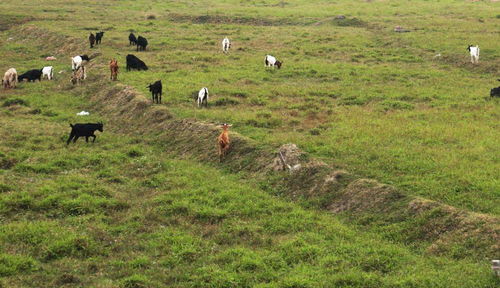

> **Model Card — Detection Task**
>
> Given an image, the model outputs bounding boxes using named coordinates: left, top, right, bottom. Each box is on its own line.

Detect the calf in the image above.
left=467, top=45, right=480, bottom=64
left=42, top=66, right=53, bottom=80
left=126, top=54, right=148, bottom=71
left=197, top=87, right=209, bottom=108
left=129, top=33, right=137, bottom=46
left=71, top=66, right=87, bottom=85
left=109, top=59, right=118, bottom=81
left=66, top=122, right=103, bottom=145
left=18, top=69, right=42, bottom=82
left=71, top=55, right=90, bottom=71
left=136, top=36, right=148, bottom=51
left=147, top=80, right=162, bottom=104
left=89, top=33, right=95, bottom=48
left=265, top=55, right=282, bottom=69
left=222, top=37, right=231, bottom=53
left=2, top=68, right=18, bottom=89
left=217, top=123, right=232, bottom=162
left=95, top=31, right=104, bottom=45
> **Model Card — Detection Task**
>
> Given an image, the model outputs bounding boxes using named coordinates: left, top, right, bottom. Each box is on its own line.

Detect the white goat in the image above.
left=71, top=55, right=90, bottom=71
left=467, top=45, right=480, bottom=64
left=222, top=37, right=231, bottom=53
left=42, top=66, right=53, bottom=80
left=264, top=55, right=282, bottom=69
left=197, top=87, right=209, bottom=108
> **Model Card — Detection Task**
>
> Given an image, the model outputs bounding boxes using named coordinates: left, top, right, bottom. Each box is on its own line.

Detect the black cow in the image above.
left=89, top=33, right=95, bottom=48
left=95, top=31, right=104, bottom=45
left=18, top=69, right=43, bottom=82
left=491, top=87, right=500, bottom=98
left=66, top=123, right=104, bottom=145
left=148, top=80, right=162, bottom=104
left=129, top=33, right=137, bottom=46
left=136, top=36, right=148, bottom=51
left=126, top=54, right=148, bottom=71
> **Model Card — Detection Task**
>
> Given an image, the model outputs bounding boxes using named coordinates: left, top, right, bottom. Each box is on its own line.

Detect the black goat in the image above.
left=148, top=80, right=162, bottom=104
left=491, top=87, right=500, bottom=98
left=89, top=33, right=95, bottom=48
left=18, top=69, right=43, bottom=82
left=126, top=54, right=148, bottom=71
left=95, top=31, right=104, bottom=45
left=136, top=36, right=148, bottom=51
left=66, top=123, right=104, bottom=145
left=129, top=33, right=137, bottom=46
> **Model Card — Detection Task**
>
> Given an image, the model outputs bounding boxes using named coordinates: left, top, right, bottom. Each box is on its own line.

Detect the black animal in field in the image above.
left=491, top=79, right=500, bottom=98
left=129, top=33, right=137, bottom=46
left=126, top=54, right=148, bottom=71
left=89, top=33, right=95, bottom=48
left=148, top=80, right=162, bottom=104
left=95, top=31, right=104, bottom=45
left=18, top=69, right=43, bottom=82
left=66, top=122, right=104, bottom=145
left=136, top=36, right=148, bottom=51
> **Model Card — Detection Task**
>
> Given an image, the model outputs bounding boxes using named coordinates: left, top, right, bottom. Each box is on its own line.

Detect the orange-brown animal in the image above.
left=217, top=123, right=232, bottom=162
left=109, top=59, right=118, bottom=81
left=2, top=68, right=18, bottom=89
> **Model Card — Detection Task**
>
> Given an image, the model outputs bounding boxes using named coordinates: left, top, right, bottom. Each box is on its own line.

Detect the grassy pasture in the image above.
left=2, top=0, right=496, bottom=214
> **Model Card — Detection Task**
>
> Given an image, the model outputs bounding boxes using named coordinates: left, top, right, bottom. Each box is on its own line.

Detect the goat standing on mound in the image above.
left=197, top=87, right=209, bottom=108
left=148, top=80, right=162, bottom=104
left=217, top=123, right=232, bottom=162
left=67, top=122, right=103, bottom=145
left=2, top=68, right=18, bottom=89
left=109, top=59, right=118, bottom=81
left=467, top=45, right=480, bottom=64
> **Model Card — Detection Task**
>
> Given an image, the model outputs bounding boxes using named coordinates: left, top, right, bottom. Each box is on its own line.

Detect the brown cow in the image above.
left=109, top=59, right=118, bottom=81
left=2, top=68, right=18, bottom=89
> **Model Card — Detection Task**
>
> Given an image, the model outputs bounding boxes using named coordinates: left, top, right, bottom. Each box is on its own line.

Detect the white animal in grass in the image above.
left=42, top=66, right=53, bottom=80
left=467, top=45, right=480, bottom=64
left=222, top=37, right=231, bottom=53
left=197, top=87, right=209, bottom=108
left=264, top=55, right=282, bottom=69
left=71, top=55, right=90, bottom=71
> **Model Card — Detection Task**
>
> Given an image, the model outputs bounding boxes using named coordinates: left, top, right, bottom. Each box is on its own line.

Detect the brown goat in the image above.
left=109, top=59, right=118, bottom=81
left=217, top=123, right=232, bottom=162
left=2, top=68, right=18, bottom=89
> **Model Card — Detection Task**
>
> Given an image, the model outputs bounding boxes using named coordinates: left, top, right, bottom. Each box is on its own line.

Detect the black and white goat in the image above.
left=197, top=87, right=209, bottom=108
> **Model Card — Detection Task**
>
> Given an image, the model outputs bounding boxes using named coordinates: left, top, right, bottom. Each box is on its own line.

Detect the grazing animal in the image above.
left=70, top=66, right=87, bottom=85
left=147, top=80, right=162, bottom=104
left=222, top=37, right=231, bottom=53
left=42, top=66, right=54, bottom=80
left=217, top=123, right=232, bottom=162
left=136, top=36, right=148, bottom=51
left=126, top=54, right=148, bottom=71
left=197, top=87, right=209, bottom=108
left=265, top=55, right=282, bottom=69
left=2, top=68, right=18, bottom=89
left=89, top=33, right=95, bottom=48
left=95, top=31, right=104, bottom=45
left=71, top=55, right=90, bottom=71
left=467, top=45, right=480, bottom=64
left=66, top=122, right=103, bottom=145
left=491, top=80, right=500, bottom=98
left=109, top=59, right=118, bottom=81
left=18, top=69, right=42, bottom=82
left=129, top=33, right=137, bottom=46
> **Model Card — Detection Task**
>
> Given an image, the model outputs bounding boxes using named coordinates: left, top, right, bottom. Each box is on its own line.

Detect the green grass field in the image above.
left=0, top=0, right=499, bottom=287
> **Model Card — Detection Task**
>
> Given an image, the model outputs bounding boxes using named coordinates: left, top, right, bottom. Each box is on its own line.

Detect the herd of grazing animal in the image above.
left=1, top=31, right=497, bottom=158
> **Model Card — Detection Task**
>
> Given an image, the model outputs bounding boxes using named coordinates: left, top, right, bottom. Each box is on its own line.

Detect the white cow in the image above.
left=264, top=55, right=282, bottom=69
left=222, top=37, right=231, bottom=53
left=42, top=66, right=53, bottom=80
left=197, top=87, right=209, bottom=108
left=71, top=55, right=90, bottom=71
left=467, top=45, right=480, bottom=64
